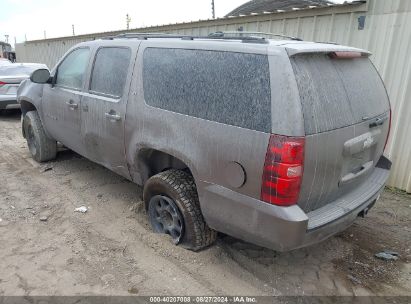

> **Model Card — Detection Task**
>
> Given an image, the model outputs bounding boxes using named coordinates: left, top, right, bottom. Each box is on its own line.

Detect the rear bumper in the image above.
left=200, top=156, right=391, bottom=252
left=0, top=94, right=19, bottom=110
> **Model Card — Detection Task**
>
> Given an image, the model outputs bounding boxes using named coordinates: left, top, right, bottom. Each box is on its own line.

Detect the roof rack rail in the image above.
left=101, top=31, right=272, bottom=44
left=102, top=32, right=194, bottom=40
left=209, top=31, right=303, bottom=41
left=206, top=33, right=268, bottom=44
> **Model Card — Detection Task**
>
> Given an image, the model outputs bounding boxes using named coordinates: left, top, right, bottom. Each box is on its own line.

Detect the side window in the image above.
left=90, top=47, right=131, bottom=98
left=142, top=48, right=271, bottom=132
left=56, top=48, right=90, bottom=90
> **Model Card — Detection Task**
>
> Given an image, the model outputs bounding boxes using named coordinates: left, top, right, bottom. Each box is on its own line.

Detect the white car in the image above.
left=0, top=62, right=47, bottom=111
left=0, top=58, right=12, bottom=66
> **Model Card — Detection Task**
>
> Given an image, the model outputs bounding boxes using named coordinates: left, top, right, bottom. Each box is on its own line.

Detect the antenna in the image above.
left=126, top=14, right=131, bottom=30
left=211, top=0, right=215, bottom=19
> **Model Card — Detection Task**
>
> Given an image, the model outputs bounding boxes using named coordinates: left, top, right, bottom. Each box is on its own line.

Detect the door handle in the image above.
left=369, top=115, right=389, bottom=128
left=66, top=100, right=78, bottom=110
left=105, top=111, right=121, bottom=121
left=339, top=161, right=374, bottom=186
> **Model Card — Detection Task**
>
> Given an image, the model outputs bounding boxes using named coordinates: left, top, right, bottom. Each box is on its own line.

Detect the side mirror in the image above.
left=30, top=69, right=51, bottom=84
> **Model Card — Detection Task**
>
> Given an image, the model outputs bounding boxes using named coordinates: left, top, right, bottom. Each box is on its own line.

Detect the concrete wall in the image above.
left=15, top=0, right=411, bottom=192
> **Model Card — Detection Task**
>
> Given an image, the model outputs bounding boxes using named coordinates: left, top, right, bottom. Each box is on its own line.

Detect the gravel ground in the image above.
left=0, top=109, right=410, bottom=296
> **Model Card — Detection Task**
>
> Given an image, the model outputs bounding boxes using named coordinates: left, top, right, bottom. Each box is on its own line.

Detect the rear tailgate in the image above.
left=289, top=50, right=390, bottom=213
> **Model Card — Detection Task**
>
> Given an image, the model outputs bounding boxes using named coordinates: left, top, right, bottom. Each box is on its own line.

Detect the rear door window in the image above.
left=291, top=54, right=390, bottom=134
left=90, top=47, right=131, bottom=98
left=142, top=48, right=271, bottom=132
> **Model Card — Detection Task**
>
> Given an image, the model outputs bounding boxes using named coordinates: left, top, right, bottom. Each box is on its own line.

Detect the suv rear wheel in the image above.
left=143, top=169, right=217, bottom=251
left=23, top=111, right=57, bottom=162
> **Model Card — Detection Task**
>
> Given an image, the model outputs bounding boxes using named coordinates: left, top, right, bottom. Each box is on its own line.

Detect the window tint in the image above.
left=143, top=48, right=271, bottom=132
left=56, top=48, right=90, bottom=89
left=90, top=47, right=131, bottom=97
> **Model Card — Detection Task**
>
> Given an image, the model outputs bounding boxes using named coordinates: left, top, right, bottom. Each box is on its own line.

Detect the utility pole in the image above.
left=72, top=24, right=75, bottom=36
left=211, top=0, right=215, bottom=19
left=126, top=14, right=131, bottom=30
left=4, top=35, right=9, bottom=43
left=44, top=30, right=46, bottom=39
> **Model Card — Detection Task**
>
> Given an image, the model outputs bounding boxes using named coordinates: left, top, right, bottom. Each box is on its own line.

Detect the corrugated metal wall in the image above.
left=15, top=0, right=411, bottom=192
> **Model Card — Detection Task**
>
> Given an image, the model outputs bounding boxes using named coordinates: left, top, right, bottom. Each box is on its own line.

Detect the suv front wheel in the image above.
left=143, top=169, right=217, bottom=251
left=23, top=111, right=57, bottom=162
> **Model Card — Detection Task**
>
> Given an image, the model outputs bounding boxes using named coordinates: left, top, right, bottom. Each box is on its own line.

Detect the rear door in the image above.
left=42, top=47, right=91, bottom=153
left=81, top=46, right=135, bottom=178
left=290, top=53, right=390, bottom=212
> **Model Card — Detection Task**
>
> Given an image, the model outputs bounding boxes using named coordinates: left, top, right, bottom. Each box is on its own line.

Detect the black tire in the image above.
left=23, top=111, right=57, bottom=162
left=143, top=169, right=217, bottom=251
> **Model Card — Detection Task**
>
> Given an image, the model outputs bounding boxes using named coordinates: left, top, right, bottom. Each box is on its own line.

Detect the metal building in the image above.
left=15, top=0, right=411, bottom=192
left=225, top=0, right=334, bottom=17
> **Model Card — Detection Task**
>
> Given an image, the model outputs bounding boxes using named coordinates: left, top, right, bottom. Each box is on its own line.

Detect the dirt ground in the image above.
left=0, top=109, right=410, bottom=296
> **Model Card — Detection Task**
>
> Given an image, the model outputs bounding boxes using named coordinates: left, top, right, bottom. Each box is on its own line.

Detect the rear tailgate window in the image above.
left=291, top=54, right=389, bottom=134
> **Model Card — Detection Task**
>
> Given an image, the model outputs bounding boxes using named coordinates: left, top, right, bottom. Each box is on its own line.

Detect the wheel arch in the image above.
left=136, top=147, right=195, bottom=182
left=20, top=99, right=37, bottom=138
left=134, top=148, right=198, bottom=207
left=20, top=99, right=37, bottom=116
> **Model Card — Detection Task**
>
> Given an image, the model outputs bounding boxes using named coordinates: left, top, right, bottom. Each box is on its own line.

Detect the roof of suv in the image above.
left=78, top=32, right=369, bottom=57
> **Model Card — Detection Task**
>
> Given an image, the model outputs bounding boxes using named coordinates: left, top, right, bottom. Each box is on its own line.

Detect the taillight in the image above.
left=329, top=51, right=364, bottom=59
left=384, top=109, right=392, bottom=152
left=261, top=134, right=305, bottom=206
left=0, top=81, right=6, bottom=87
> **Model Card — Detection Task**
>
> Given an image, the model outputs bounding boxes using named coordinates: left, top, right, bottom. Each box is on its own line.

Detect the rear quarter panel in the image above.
left=124, top=41, right=272, bottom=225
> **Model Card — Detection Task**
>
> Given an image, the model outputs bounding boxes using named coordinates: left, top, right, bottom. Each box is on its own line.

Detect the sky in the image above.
left=0, top=0, right=347, bottom=46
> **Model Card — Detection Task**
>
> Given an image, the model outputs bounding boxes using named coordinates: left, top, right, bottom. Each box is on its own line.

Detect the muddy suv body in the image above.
left=18, top=34, right=391, bottom=251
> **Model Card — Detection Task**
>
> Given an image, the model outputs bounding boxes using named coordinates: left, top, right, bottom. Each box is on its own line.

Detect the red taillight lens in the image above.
left=261, top=134, right=305, bottom=206
left=384, top=109, right=392, bottom=152
left=0, top=81, right=6, bottom=87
